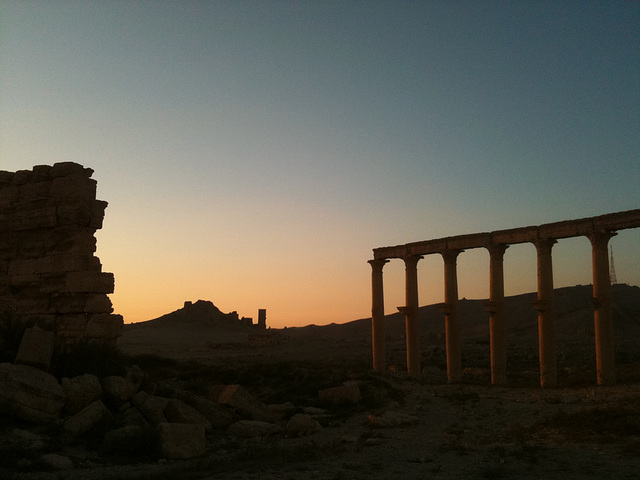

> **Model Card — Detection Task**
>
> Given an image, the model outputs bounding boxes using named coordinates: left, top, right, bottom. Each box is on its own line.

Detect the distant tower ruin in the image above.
left=609, top=246, right=618, bottom=284
left=257, top=309, right=267, bottom=329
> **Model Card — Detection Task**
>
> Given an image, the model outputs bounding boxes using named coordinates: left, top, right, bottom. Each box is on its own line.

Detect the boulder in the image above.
left=217, top=384, right=273, bottom=422
left=228, top=420, right=283, bottom=438
left=164, top=399, right=212, bottom=429
left=157, top=423, right=206, bottom=459
left=318, top=384, right=362, bottom=406
left=63, top=400, right=110, bottom=437
left=0, top=363, right=65, bottom=423
left=285, top=413, right=323, bottom=437
left=62, top=374, right=102, bottom=416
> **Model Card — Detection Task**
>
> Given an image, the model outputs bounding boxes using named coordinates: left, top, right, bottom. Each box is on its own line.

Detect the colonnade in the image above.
left=369, top=209, right=640, bottom=387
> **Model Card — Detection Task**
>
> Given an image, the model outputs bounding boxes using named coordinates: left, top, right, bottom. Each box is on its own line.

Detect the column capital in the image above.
left=368, top=258, right=389, bottom=272
left=402, top=254, right=423, bottom=268
left=486, top=243, right=509, bottom=257
left=440, top=249, right=463, bottom=263
left=533, top=238, right=556, bottom=254
left=587, top=230, right=617, bottom=246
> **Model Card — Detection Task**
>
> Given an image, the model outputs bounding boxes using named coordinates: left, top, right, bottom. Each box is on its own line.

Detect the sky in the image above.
left=1, top=1, right=638, bottom=328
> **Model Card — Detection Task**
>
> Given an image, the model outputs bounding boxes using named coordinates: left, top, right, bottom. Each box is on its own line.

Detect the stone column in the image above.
left=533, top=239, right=557, bottom=388
left=441, top=249, right=462, bottom=383
left=402, top=255, right=422, bottom=376
left=369, top=259, right=389, bottom=372
left=485, top=244, right=508, bottom=385
left=589, top=231, right=616, bottom=386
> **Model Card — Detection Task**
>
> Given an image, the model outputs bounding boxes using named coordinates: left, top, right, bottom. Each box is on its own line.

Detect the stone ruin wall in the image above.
left=0, top=162, right=122, bottom=347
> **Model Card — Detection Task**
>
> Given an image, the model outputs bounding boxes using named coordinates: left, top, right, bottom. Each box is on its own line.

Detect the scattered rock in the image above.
left=217, top=384, right=274, bottom=422
left=228, top=420, right=283, bottom=438
left=102, top=375, right=133, bottom=406
left=40, top=453, right=74, bottom=470
left=186, top=395, right=237, bottom=428
left=318, top=384, right=362, bottom=406
left=285, top=413, right=323, bottom=437
left=137, top=395, right=169, bottom=425
left=63, top=400, right=110, bottom=437
left=368, top=411, right=419, bottom=428
left=62, top=373, right=102, bottom=416
left=165, top=399, right=212, bottom=429
left=157, top=423, right=206, bottom=459
left=268, top=401, right=297, bottom=420
left=0, top=362, right=65, bottom=423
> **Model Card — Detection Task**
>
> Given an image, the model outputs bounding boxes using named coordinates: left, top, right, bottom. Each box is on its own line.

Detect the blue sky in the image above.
left=1, top=1, right=638, bottom=327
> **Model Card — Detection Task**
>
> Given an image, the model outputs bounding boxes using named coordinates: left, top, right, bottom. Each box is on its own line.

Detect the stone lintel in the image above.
left=446, top=233, right=491, bottom=250
left=372, top=209, right=640, bottom=260
left=593, top=209, right=640, bottom=231
left=491, top=226, right=538, bottom=245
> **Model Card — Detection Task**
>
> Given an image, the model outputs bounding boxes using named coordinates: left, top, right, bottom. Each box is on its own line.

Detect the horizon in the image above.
left=1, top=2, right=638, bottom=328
left=133, top=281, right=640, bottom=329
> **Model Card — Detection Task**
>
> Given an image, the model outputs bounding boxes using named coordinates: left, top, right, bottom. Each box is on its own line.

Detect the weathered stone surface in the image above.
left=63, top=400, right=110, bottom=437
left=164, top=399, right=212, bottom=429
left=285, top=413, right=323, bottom=437
left=0, top=363, right=65, bottom=423
left=157, top=423, right=206, bottom=459
left=217, top=384, right=273, bottom=422
left=14, top=326, right=54, bottom=371
left=227, top=420, right=283, bottom=438
left=318, top=383, right=362, bottom=406
left=62, top=374, right=102, bottom=416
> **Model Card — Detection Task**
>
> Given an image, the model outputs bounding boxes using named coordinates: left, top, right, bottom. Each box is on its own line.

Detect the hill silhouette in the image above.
left=287, top=283, right=640, bottom=342
left=120, top=284, right=640, bottom=363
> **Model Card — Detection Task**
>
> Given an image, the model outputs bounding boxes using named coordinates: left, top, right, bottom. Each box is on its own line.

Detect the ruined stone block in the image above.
left=217, top=384, right=274, bottom=422
left=62, top=374, right=102, bottom=416
left=157, top=423, right=206, bottom=459
left=66, top=271, right=114, bottom=293
left=0, top=363, right=65, bottom=423
left=86, top=314, right=123, bottom=340
left=164, top=399, right=212, bottom=430
left=14, top=326, right=54, bottom=371
left=63, top=400, right=110, bottom=437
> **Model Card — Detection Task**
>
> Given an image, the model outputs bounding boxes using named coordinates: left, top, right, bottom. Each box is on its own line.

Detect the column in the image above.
left=441, top=249, right=462, bottom=383
left=369, top=259, right=389, bottom=372
left=485, top=244, right=508, bottom=385
left=402, top=255, right=422, bottom=376
left=589, top=231, right=616, bottom=386
left=533, top=239, right=557, bottom=388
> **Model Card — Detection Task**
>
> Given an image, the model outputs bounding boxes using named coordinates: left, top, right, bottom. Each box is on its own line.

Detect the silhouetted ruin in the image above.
left=0, top=163, right=122, bottom=347
left=370, top=209, right=640, bottom=387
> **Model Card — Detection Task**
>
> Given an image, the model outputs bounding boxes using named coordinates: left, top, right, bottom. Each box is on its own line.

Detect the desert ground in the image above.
left=2, top=284, right=640, bottom=479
